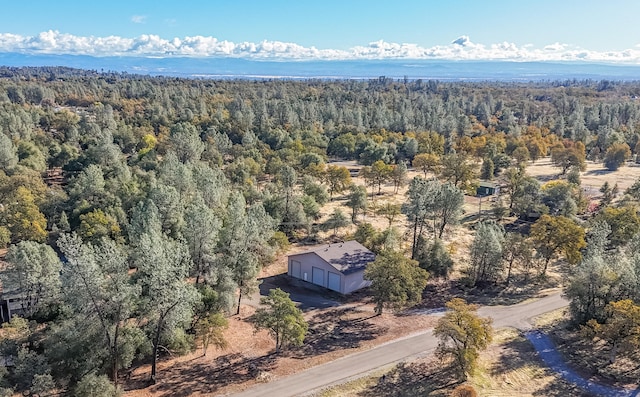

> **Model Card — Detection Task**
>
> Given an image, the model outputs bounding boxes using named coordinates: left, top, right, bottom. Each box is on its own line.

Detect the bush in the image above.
left=603, top=143, right=631, bottom=171
left=450, top=384, right=478, bottom=397
left=30, top=373, right=56, bottom=396
left=269, top=231, right=290, bottom=253
left=74, top=374, right=119, bottom=397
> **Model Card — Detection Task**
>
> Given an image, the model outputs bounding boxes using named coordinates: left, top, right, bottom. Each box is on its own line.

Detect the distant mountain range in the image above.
left=1, top=53, right=639, bottom=81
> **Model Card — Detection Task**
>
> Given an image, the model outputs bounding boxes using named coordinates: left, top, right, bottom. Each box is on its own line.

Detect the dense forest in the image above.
left=1, top=66, right=640, bottom=395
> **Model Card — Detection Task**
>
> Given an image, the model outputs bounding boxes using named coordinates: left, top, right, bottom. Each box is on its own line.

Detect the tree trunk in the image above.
left=150, top=318, right=163, bottom=384
left=609, top=342, right=618, bottom=364
left=505, top=257, right=515, bottom=286
left=438, top=220, right=446, bottom=239
left=236, top=282, right=243, bottom=316
left=411, top=218, right=419, bottom=259
left=112, top=322, right=120, bottom=387
left=542, top=257, right=550, bottom=275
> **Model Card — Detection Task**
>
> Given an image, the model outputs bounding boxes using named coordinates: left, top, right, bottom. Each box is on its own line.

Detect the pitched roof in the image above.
left=290, top=240, right=375, bottom=275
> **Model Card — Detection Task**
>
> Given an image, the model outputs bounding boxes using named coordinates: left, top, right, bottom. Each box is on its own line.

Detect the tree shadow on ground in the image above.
left=258, top=274, right=344, bottom=310
left=489, top=334, right=536, bottom=377
left=532, top=381, right=593, bottom=397
left=357, top=361, right=461, bottom=397
left=295, top=307, right=382, bottom=356
left=584, top=168, right=615, bottom=176
left=415, top=275, right=557, bottom=310
left=548, top=322, right=640, bottom=390
left=130, top=352, right=278, bottom=397
left=459, top=276, right=558, bottom=306
left=489, top=334, right=589, bottom=397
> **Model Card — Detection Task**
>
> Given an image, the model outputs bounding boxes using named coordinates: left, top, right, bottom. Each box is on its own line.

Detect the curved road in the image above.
left=231, top=292, right=569, bottom=397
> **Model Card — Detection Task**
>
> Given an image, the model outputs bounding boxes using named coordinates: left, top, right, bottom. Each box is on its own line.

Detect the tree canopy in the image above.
left=364, top=250, right=429, bottom=315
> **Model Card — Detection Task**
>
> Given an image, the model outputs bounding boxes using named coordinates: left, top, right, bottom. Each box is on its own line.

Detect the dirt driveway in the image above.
left=247, top=273, right=343, bottom=311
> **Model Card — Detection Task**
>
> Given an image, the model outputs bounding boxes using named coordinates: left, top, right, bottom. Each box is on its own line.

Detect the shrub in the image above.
left=450, top=384, right=478, bottom=397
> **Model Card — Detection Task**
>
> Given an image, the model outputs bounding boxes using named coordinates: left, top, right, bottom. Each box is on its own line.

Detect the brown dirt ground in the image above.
left=123, top=303, right=438, bottom=396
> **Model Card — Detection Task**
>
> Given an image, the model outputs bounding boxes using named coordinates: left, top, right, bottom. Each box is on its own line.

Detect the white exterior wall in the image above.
left=288, top=253, right=332, bottom=288
left=288, top=252, right=369, bottom=294
left=343, top=271, right=371, bottom=294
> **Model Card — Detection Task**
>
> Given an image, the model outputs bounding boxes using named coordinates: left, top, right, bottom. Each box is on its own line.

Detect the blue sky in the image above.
left=1, top=0, right=639, bottom=62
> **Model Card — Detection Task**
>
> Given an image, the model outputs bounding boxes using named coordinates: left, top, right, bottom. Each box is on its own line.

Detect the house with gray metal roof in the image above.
left=287, top=240, right=375, bottom=294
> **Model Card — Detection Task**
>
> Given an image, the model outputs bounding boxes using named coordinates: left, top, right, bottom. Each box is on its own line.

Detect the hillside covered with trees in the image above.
left=1, top=67, right=640, bottom=395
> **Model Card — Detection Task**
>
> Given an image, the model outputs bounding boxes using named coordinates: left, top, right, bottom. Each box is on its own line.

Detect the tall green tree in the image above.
left=252, top=288, right=308, bottom=352
left=170, top=122, right=205, bottom=163
left=183, top=195, right=221, bottom=284
left=0, top=133, right=18, bottom=172
left=433, top=182, right=464, bottom=239
left=502, top=232, right=535, bottom=285
left=404, top=177, right=436, bottom=258
left=469, top=221, right=504, bottom=286
left=57, top=234, right=145, bottom=386
left=346, top=184, right=368, bottom=223
left=130, top=205, right=199, bottom=383
left=217, top=192, right=275, bottom=315
left=2, top=241, right=61, bottom=318
left=390, top=162, right=408, bottom=194
left=414, top=236, right=454, bottom=279
left=565, top=221, right=633, bottom=324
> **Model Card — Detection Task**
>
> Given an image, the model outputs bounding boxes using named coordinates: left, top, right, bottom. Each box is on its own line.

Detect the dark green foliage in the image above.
left=603, top=143, right=631, bottom=171
left=252, top=288, right=308, bottom=352
left=364, top=250, right=429, bottom=315
left=74, top=373, right=119, bottom=397
left=480, top=157, right=494, bottom=180
left=414, top=236, right=454, bottom=278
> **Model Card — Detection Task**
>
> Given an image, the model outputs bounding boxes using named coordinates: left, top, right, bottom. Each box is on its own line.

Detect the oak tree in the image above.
left=529, top=215, right=586, bottom=274
left=364, top=250, right=429, bottom=315
left=434, top=298, right=493, bottom=379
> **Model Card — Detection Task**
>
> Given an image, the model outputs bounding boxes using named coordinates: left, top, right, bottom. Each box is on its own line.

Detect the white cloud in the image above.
left=0, top=30, right=639, bottom=64
left=131, top=15, right=147, bottom=24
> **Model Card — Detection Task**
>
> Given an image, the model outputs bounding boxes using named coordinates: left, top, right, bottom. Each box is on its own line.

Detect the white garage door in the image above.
left=291, top=260, right=301, bottom=278
left=312, top=267, right=324, bottom=286
left=328, top=272, right=341, bottom=292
